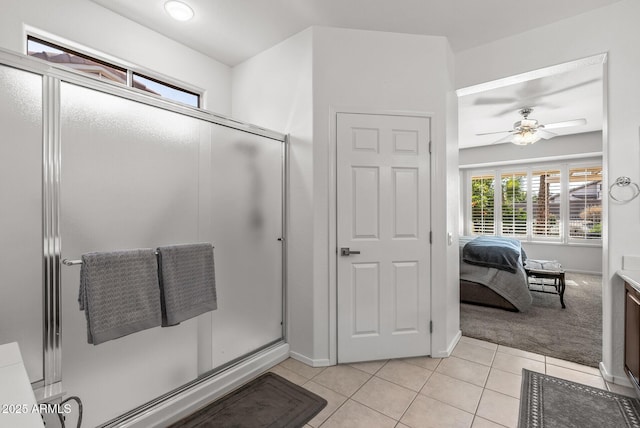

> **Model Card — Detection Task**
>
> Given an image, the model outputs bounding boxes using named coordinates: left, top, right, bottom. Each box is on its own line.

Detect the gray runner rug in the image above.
left=169, top=372, right=327, bottom=428
left=519, top=369, right=640, bottom=428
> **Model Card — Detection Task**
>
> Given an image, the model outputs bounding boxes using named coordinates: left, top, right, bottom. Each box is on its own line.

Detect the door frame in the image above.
left=328, top=107, right=437, bottom=365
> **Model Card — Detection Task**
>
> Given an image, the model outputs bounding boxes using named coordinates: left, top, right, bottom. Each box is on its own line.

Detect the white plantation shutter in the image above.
left=531, top=169, right=561, bottom=239
left=471, top=174, right=495, bottom=235
left=501, top=171, right=528, bottom=237
left=467, top=162, right=601, bottom=243
left=568, top=166, right=602, bottom=240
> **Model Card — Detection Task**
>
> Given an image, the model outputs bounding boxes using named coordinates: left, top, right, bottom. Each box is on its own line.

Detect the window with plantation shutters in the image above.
left=568, top=166, right=602, bottom=240
left=501, top=172, right=528, bottom=237
left=471, top=174, right=495, bottom=235
left=531, top=169, right=561, bottom=239
left=466, top=162, right=602, bottom=244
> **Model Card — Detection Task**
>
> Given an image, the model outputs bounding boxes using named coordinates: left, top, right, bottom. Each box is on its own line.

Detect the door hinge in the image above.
left=430, top=320, right=433, bottom=333
left=428, top=141, right=432, bottom=154
left=429, top=231, right=432, bottom=244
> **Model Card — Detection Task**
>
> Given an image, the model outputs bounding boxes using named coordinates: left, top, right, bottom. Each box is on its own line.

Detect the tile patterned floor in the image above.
left=266, top=336, right=636, bottom=428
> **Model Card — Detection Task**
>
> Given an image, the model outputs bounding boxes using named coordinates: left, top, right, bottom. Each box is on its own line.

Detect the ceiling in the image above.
left=90, top=0, right=609, bottom=146
left=458, top=61, right=604, bottom=149
left=90, top=0, right=622, bottom=67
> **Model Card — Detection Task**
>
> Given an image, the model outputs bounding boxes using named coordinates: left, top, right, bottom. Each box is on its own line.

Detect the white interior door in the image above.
left=337, top=113, right=431, bottom=363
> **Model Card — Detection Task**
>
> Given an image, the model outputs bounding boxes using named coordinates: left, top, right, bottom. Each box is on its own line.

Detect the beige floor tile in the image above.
left=452, top=341, right=496, bottom=366
left=476, top=390, right=520, bottom=428
left=459, top=336, right=499, bottom=351
left=401, top=395, right=474, bottom=428
left=496, top=345, right=545, bottom=363
left=400, top=356, right=442, bottom=371
left=606, top=381, right=638, bottom=397
left=436, top=356, right=490, bottom=387
left=485, top=368, right=522, bottom=399
left=545, top=356, right=600, bottom=376
left=471, top=416, right=507, bottom=428
left=545, top=364, right=607, bottom=390
left=302, top=381, right=348, bottom=427
left=313, top=365, right=371, bottom=396
left=279, top=358, right=326, bottom=379
left=268, top=365, right=308, bottom=385
left=352, top=376, right=416, bottom=420
left=376, top=360, right=433, bottom=391
left=321, top=399, right=396, bottom=428
left=420, top=372, right=483, bottom=414
left=349, top=359, right=388, bottom=375
left=491, top=352, right=545, bottom=376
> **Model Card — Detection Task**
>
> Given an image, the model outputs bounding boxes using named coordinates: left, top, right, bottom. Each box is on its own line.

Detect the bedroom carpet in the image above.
left=168, top=372, right=327, bottom=428
left=519, top=369, right=640, bottom=428
left=460, top=273, right=602, bottom=367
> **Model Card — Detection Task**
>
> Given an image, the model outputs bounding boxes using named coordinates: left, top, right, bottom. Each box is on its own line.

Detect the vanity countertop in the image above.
left=0, top=342, right=44, bottom=428
left=618, top=270, right=640, bottom=293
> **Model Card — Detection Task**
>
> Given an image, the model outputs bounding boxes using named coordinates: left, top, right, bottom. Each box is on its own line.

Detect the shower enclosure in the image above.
left=0, top=49, right=287, bottom=427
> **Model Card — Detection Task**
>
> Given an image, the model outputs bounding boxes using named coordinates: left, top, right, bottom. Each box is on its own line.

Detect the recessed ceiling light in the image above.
left=164, top=1, right=194, bottom=22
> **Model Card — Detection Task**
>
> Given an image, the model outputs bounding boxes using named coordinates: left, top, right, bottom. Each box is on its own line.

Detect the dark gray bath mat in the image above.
left=169, top=372, right=327, bottom=427
left=519, top=369, right=640, bottom=428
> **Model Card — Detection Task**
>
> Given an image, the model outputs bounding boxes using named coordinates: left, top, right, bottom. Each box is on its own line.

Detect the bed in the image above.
left=459, top=236, right=532, bottom=312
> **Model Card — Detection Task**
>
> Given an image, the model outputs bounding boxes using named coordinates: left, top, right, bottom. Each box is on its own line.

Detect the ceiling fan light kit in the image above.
left=512, top=130, right=542, bottom=145
left=478, top=107, right=586, bottom=146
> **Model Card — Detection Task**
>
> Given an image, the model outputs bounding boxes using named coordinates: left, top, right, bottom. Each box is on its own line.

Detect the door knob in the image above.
left=340, top=247, right=361, bottom=256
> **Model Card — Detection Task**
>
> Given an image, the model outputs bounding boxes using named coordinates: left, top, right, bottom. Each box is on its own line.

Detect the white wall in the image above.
left=233, top=26, right=458, bottom=364
left=456, top=0, right=640, bottom=384
left=0, top=0, right=231, bottom=114
left=314, top=27, right=457, bottom=362
left=231, top=29, right=315, bottom=360
left=312, top=27, right=457, bottom=361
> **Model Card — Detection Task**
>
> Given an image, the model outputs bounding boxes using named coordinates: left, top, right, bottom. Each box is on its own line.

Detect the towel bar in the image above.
left=62, top=245, right=214, bottom=266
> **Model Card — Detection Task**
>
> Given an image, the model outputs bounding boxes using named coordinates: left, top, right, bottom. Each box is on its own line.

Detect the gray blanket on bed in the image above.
left=460, top=236, right=532, bottom=312
left=462, top=236, right=525, bottom=273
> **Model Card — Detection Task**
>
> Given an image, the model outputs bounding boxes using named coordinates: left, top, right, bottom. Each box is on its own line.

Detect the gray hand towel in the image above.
left=78, top=249, right=162, bottom=345
left=157, top=243, right=217, bottom=326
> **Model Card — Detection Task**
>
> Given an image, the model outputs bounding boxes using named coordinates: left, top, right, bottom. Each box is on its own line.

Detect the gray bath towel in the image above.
left=78, top=249, right=162, bottom=345
left=157, top=243, right=217, bottom=326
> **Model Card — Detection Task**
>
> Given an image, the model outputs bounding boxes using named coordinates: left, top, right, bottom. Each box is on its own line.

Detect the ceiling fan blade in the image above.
left=490, top=132, right=516, bottom=145
left=476, top=129, right=513, bottom=136
left=473, top=97, right=518, bottom=106
left=538, top=78, right=600, bottom=98
left=537, top=129, right=557, bottom=140
left=543, top=118, right=587, bottom=130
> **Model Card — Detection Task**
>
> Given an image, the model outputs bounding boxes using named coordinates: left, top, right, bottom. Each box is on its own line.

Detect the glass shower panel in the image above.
left=208, top=126, right=284, bottom=368
left=59, top=83, right=203, bottom=427
left=0, top=65, right=44, bottom=383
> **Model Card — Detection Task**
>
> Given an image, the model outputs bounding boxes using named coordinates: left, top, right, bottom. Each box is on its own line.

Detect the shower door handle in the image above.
left=340, top=247, right=361, bottom=256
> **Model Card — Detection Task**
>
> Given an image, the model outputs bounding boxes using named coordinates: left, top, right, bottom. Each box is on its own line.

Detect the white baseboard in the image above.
left=565, top=269, right=602, bottom=275
left=431, top=330, right=462, bottom=358
left=289, top=351, right=332, bottom=367
left=117, top=342, right=289, bottom=428
left=599, top=361, right=632, bottom=387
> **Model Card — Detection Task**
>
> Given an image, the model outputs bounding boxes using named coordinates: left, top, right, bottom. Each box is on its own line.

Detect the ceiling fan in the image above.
left=477, top=107, right=587, bottom=145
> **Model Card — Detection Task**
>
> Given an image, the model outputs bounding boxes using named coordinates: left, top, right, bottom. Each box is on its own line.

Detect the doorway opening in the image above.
left=455, top=54, right=607, bottom=368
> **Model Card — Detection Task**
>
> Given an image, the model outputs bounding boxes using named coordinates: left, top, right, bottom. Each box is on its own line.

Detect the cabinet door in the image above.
left=625, top=283, right=640, bottom=386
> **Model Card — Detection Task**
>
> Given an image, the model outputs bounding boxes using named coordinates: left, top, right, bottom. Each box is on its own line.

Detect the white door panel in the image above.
left=337, top=113, right=431, bottom=363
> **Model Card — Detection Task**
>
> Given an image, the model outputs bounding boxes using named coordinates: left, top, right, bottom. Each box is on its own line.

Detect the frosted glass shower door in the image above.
left=207, top=127, right=284, bottom=368
left=59, top=83, right=203, bottom=427
left=0, top=65, right=44, bottom=383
